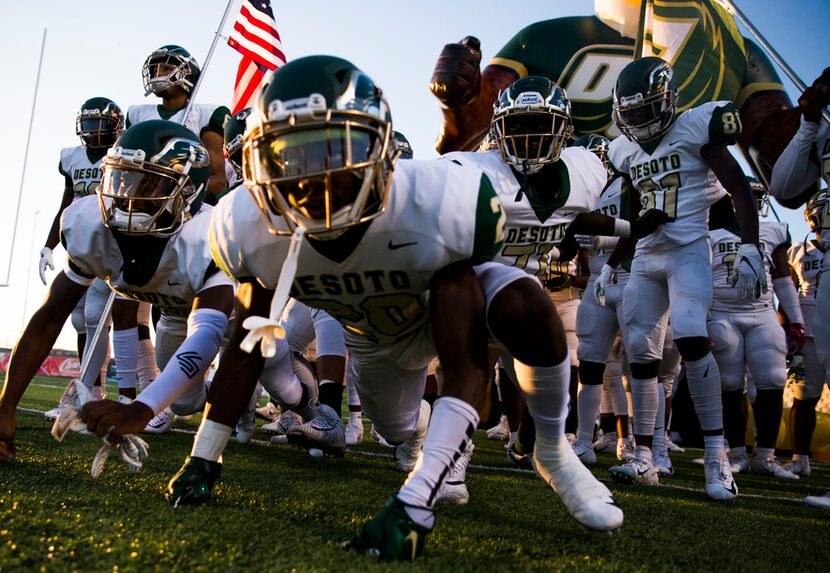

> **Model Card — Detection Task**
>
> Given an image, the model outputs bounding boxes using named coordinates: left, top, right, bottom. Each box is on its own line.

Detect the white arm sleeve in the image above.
left=113, top=327, right=139, bottom=390
left=136, top=307, right=228, bottom=415
left=773, top=276, right=804, bottom=325
left=769, top=120, right=821, bottom=200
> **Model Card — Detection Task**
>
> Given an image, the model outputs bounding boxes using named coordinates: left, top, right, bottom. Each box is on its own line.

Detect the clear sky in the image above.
left=0, top=0, right=827, bottom=350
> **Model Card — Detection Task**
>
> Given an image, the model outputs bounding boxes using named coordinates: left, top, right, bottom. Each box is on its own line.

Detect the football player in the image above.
left=164, top=57, right=623, bottom=561
left=768, top=68, right=830, bottom=509
left=707, top=186, right=803, bottom=479
left=129, top=45, right=230, bottom=201
left=785, top=195, right=828, bottom=478
left=601, top=57, right=763, bottom=501
left=0, top=120, right=239, bottom=461
left=222, top=107, right=250, bottom=190
left=39, top=97, right=124, bottom=417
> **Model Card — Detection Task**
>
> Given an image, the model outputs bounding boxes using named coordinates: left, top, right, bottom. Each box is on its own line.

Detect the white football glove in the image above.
left=594, top=264, right=615, bottom=307
left=731, top=243, right=768, bottom=299
left=574, top=234, right=598, bottom=252
left=38, top=247, right=54, bottom=285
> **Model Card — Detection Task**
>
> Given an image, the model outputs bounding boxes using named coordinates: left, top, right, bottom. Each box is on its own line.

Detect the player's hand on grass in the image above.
left=165, top=456, right=223, bottom=507
left=81, top=399, right=154, bottom=440
left=0, top=410, right=16, bottom=461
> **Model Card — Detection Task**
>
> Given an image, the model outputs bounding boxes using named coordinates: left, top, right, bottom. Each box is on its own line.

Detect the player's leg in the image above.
left=81, top=278, right=112, bottom=398
left=44, top=292, right=90, bottom=421
left=574, top=281, right=619, bottom=465
left=610, top=253, right=668, bottom=485
left=708, top=311, right=748, bottom=472
left=788, top=338, right=823, bottom=475
left=480, top=263, right=622, bottom=531
left=744, top=311, right=798, bottom=479
left=669, top=240, right=735, bottom=500
left=136, top=302, right=157, bottom=392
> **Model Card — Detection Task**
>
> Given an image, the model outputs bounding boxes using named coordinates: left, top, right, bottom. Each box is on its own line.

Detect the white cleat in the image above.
left=533, top=436, right=623, bottom=531
left=593, top=430, right=617, bottom=453
left=804, top=492, right=830, bottom=510
left=609, top=456, right=659, bottom=486
left=263, top=410, right=302, bottom=434
left=751, top=456, right=799, bottom=480
left=654, top=453, right=674, bottom=478
left=43, top=406, right=61, bottom=421
left=785, top=458, right=811, bottom=477
left=298, top=404, right=346, bottom=456
left=705, top=457, right=739, bottom=501
left=394, top=400, right=430, bottom=472
left=572, top=441, right=597, bottom=465
left=616, top=437, right=635, bottom=462
left=486, top=415, right=510, bottom=441
left=143, top=408, right=173, bottom=434
left=565, top=433, right=577, bottom=446
left=345, top=417, right=364, bottom=446
left=665, top=432, right=685, bottom=452
left=729, top=453, right=750, bottom=474
left=436, top=441, right=475, bottom=505
left=235, top=402, right=257, bottom=444
left=370, top=424, right=394, bottom=448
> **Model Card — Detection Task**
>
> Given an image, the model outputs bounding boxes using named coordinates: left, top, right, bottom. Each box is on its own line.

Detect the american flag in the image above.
left=227, top=0, right=286, bottom=115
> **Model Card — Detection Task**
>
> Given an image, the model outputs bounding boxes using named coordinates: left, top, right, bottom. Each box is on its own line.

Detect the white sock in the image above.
left=730, top=445, right=747, bottom=458
left=685, top=352, right=723, bottom=432
left=398, top=397, right=478, bottom=514
left=191, top=418, right=233, bottom=462
left=576, top=384, right=602, bottom=446
left=137, top=338, right=157, bottom=391
left=703, top=434, right=727, bottom=460
left=755, top=446, right=774, bottom=460
left=112, top=327, right=139, bottom=391
left=793, top=453, right=810, bottom=463
left=652, top=387, right=667, bottom=456
left=513, top=356, right=570, bottom=439
left=349, top=411, right=362, bottom=423
left=631, top=376, right=659, bottom=436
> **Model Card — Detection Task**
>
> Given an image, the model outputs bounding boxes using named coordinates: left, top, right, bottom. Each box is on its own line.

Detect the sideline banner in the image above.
left=0, top=350, right=80, bottom=378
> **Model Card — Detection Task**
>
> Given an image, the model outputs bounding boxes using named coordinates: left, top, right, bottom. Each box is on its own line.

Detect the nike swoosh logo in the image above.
left=558, top=210, right=577, bottom=217
left=167, top=279, right=182, bottom=286
left=405, top=531, right=419, bottom=562
left=637, top=467, right=650, bottom=476
left=728, top=480, right=738, bottom=495
left=388, top=240, right=418, bottom=250
left=669, top=140, right=681, bottom=146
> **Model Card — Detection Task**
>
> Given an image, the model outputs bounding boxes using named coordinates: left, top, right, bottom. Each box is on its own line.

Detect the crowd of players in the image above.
left=0, top=36, right=828, bottom=562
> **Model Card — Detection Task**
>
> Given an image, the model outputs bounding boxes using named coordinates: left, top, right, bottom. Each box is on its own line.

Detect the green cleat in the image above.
left=165, top=456, right=222, bottom=507
left=345, top=495, right=433, bottom=562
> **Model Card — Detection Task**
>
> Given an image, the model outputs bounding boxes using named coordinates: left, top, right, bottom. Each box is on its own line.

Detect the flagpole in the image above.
left=717, top=0, right=830, bottom=126
left=77, top=0, right=237, bottom=386
left=182, top=0, right=237, bottom=124
left=0, top=29, right=46, bottom=287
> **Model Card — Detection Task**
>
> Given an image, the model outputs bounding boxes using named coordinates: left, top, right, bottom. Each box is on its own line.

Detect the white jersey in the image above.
left=59, top=146, right=105, bottom=199
left=608, top=101, right=740, bottom=251
left=770, top=118, right=830, bottom=206
left=588, top=176, right=630, bottom=285
left=61, top=196, right=232, bottom=320
left=710, top=220, right=789, bottom=312
left=789, top=238, right=824, bottom=336
left=210, top=159, right=504, bottom=344
left=442, top=148, right=604, bottom=282
left=126, top=103, right=229, bottom=138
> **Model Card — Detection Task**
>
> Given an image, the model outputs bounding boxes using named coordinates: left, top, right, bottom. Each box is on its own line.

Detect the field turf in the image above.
left=1, top=375, right=828, bottom=572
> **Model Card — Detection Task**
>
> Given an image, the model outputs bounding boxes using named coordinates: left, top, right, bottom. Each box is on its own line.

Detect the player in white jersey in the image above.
left=0, top=121, right=237, bottom=463
left=163, top=57, right=622, bottom=560
left=38, top=98, right=124, bottom=417
left=601, top=57, right=764, bottom=501
left=707, top=187, right=803, bottom=480
left=128, top=45, right=230, bottom=202
left=767, top=67, right=830, bottom=509
left=785, top=197, right=829, bottom=478
left=442, top=77, right=670, bottom=468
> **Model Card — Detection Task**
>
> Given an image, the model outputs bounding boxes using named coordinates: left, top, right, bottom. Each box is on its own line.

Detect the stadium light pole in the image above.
left=1, top=29, right=46, bottom=288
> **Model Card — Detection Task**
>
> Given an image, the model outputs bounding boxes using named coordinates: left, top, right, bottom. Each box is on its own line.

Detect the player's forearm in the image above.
left=769, top=120, right=821, bottom=201
left=206, top=173, right=228, bottom=198
left=606, top=237, right=634, bottom=269
left=44, top=212, right=62, bottom=251
left=773, top=276, right=804, bottom=325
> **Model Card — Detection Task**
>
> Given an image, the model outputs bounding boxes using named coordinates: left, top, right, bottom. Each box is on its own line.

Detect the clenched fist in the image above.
left=430, top=36, right=483, bottom=109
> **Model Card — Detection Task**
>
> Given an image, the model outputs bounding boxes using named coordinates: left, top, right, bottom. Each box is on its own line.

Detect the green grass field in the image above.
left=1, top=375, right=828, bottom=572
